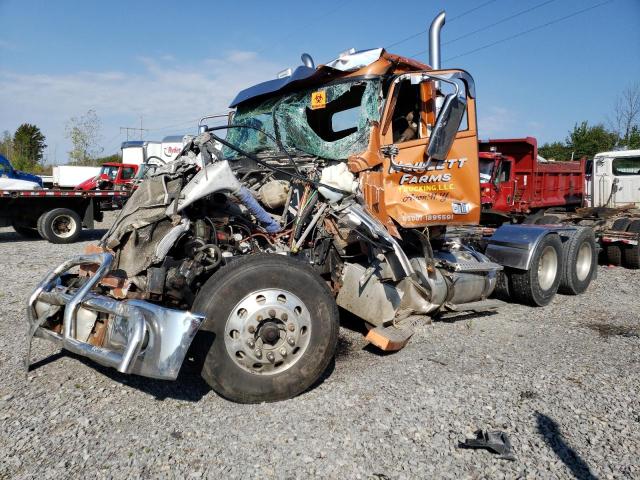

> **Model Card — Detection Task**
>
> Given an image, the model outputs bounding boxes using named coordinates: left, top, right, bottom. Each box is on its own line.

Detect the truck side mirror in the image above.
left=426, top=93, right=466, bottom=161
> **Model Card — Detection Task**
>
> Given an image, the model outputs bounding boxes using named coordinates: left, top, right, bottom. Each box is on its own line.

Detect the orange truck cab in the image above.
left=74, top=163, right=139, bottom=191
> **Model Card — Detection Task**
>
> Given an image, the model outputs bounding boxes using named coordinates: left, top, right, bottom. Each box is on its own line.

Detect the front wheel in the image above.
left=507, top=234, right=563, bottom=306
left=191, top=254, right=339, bottom=403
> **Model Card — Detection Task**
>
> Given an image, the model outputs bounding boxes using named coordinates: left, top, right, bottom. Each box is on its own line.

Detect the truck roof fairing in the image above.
left=229, top=49, right=430, bottom=108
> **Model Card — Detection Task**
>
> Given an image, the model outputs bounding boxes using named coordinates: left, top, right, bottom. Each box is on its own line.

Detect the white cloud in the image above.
left=476, top=106, right=516, bottom=139
left=0, top=51, right=279, bottom=162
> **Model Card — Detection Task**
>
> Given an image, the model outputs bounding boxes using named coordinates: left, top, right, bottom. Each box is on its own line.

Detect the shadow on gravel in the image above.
left=535, top=412, right=597, bottom=480
left=435, top=310, right=497, bottom=324
left=0, top=228, right=108, bottom=243
left=31, top=350, right=211, bottom=402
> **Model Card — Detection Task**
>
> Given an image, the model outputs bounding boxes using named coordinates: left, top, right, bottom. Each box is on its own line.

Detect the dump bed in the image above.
left=479, top=137, right=586, bottom=213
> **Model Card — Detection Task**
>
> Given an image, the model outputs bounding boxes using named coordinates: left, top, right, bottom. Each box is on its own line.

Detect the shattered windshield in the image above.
left=225, top=78, right=382, bottom=160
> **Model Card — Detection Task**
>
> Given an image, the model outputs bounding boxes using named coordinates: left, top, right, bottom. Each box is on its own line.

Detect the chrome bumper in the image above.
left=26, top=253, right=205, bottom=380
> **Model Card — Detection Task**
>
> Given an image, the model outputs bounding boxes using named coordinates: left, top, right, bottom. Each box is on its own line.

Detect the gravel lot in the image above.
left=0, top=218, right=638, bottom=479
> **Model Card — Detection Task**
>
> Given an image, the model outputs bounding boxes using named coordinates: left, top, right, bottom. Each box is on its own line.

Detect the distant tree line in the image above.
left=0, top=124, right=48, bottom=172
left=1, top=109, right=120, bottom=173
left=539, top=82, right=640, bottom=160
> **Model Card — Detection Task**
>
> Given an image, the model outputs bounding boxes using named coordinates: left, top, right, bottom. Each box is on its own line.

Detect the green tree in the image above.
left=12, top=123, right=47, bottom=170
left=539, top=141, right=572, bottom=160
left=0, top=130, right=13, bottom=158
left=94, top=153, right=121, bottom=164
left=566, top=121, right=618, bottom=159
left=66, top=109, right=103, bottom=165
left=627, top=125, right=640, bottom=150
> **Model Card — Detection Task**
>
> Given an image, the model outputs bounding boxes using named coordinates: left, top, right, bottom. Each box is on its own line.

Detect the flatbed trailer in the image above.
left=0, top=189, right=130, bottom=243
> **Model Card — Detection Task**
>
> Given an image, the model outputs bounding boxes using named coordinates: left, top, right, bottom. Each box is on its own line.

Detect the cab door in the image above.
left=610, top=155, right=640, bottom=206
left=379, top=69, right=480, bottom=228
left=492, top=158, right=515, bottom=210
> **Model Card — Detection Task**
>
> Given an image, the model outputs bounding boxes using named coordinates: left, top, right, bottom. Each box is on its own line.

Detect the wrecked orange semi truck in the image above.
left=26, top=11, right=598, bottom=403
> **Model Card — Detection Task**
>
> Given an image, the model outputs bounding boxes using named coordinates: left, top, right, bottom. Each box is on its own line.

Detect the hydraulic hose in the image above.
left=235, top=185, right=282, bottom=234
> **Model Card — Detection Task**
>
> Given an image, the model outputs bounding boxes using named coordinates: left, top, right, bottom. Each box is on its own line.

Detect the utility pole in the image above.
left=120, top=125, right=148, bottom=141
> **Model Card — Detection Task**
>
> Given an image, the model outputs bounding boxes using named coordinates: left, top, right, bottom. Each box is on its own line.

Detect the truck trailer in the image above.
left=26, top=11, right=602, bottom=403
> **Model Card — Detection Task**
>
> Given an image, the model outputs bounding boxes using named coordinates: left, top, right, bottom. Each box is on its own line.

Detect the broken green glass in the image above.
left=225, top=78, right=382, bottom=161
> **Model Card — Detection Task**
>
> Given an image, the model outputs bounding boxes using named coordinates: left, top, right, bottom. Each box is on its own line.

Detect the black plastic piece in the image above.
left=458, top=430, right=515, bottom=461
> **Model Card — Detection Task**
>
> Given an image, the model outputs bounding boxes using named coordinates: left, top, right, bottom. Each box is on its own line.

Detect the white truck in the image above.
left=52, top=166, right=101, bottom=189
left=121, top=136, right=187, bottom=167
left=535, top=150, right=640, bottom=268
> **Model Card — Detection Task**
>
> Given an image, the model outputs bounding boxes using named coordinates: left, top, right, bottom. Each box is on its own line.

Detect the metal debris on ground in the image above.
left=458, top=429, right=516, bottom=461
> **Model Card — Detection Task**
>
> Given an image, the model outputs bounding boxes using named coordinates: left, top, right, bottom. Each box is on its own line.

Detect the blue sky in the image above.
left=1, top=0, right=639, bottom=164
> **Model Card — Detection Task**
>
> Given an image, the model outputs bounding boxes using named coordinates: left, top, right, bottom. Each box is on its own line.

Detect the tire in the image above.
left=508, top=234, right=563, bottom=307
left=39, top=208, right=82, bottom=244
left=36, top=213, right=47, bottom=239
left=622, top=219, right=640, bottom=269
left=611, top=217, right=632, bottom=232
left=11, top=224, right=41, bottom=239
left=605, top=245, right=622, bottom=266
left=190, top=254, right=339, bottom=403
left=559, top=227, right=597, bottom=295
left=534, top=215, right=560, bottom=225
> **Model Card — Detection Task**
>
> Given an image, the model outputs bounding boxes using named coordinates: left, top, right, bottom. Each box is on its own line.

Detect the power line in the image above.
left=385, top=0, right=499, bottom=49
left=440, top=0, right=613, bottom=62
left=443, top=0, right=558, bottom=46
left=407, top=0, right=561, bottom=58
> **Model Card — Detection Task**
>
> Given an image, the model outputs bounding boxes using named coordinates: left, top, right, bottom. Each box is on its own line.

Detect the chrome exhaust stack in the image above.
left=429, top=10, right=446, bottom=69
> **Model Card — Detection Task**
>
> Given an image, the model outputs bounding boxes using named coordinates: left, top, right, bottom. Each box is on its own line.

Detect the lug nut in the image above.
left=266, top=352, right=275, bottom=362
left=287, top=337, right=295, bottom=346
left=268, top=309, right=276, bottom=318
left=281, top=313, right=288, bottom=321
left=257, top=315, right=263, bottom=322
left=247, top=340, right=255, bottom=348
left=287, top=324, right=295, bottom=332
left=255, top=349, right=262, bottom=358
left=248, top=326, right=256, bottom=334
left=280, top=348, right=287, bottom=357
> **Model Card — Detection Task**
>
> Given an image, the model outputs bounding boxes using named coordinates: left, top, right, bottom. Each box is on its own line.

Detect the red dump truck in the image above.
left=479, top=137, right=586, bottom=223
left=479, top=138, right=640, bottom=268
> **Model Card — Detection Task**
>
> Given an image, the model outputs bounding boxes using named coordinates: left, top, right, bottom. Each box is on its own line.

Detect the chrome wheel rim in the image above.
left=537, top=245, right=558, bottom=291
left=224, top=288, right=311, bottom=375
left=575, top=242, right=593, bottom=281
left=51, top=215, right=76, bottom=238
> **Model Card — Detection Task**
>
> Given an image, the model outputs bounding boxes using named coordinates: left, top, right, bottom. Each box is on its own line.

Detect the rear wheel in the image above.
left=622, top=219, right=640, bottom=269
left=191, top=254, right=339, bottom=403
left=606, top=245, right=623, bottom=266
left=40, top=208, right=82, bottom=244
left=559, top=227, right=597, bottom=295
left=508, top=234, right=563, bottom=306
left=611, top=217, right=632, bottom=232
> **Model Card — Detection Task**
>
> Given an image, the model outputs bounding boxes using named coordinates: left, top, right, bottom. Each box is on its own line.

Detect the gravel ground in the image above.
left=0, top=217, right=639, bottom=479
